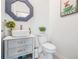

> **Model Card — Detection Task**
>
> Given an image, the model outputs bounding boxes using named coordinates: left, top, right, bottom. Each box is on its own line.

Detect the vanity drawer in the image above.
left=8, top=45, right=32, bottom=58
left=8, top=38, right=33, bottom=48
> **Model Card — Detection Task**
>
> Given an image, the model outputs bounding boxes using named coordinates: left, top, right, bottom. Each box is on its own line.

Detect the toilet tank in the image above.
left=38, top=34, right=48, bottom=44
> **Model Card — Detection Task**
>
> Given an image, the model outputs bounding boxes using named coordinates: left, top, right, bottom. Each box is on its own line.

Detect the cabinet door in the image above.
left=8, top=38, right=32, bottom=48
left=8, top=45, right=32, bottom=58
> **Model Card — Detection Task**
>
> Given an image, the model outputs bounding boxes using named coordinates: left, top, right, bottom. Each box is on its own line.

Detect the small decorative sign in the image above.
left=60, top=0, right=78, bottom=16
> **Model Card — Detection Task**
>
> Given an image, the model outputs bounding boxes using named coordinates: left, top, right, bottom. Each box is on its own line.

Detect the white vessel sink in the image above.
left=12, top=30, right=30, bottom=37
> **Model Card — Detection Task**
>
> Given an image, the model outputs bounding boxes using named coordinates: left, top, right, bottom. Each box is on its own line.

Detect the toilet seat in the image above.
left=42, top=42, right=56, bottom=53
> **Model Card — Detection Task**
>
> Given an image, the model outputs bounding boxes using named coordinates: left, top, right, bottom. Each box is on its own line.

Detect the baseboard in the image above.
left=54, top=52, right=68, bottom=59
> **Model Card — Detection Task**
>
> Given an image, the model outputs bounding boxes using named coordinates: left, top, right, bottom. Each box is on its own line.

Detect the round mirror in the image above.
left=11, top=1, right=30, bottom=17
left=5, top=0, right=33, bottom=21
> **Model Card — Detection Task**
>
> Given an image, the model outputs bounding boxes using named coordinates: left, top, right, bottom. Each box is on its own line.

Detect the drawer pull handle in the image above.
left=17, top=41, right=26, bottom=44
left=17, top=49, right=26, bottom=52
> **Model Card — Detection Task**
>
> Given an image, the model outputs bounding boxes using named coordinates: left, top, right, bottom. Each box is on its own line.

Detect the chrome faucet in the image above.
left=20, top=25, right=23, bottom=30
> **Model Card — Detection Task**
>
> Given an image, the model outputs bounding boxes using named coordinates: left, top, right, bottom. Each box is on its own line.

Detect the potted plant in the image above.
left=39, top=26, right=46, bottom=34
left=5, top=21, right=16, bottom=36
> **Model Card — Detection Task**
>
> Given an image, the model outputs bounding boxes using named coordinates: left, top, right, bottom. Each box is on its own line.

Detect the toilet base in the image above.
left=43, top=52, right=53, bottom=59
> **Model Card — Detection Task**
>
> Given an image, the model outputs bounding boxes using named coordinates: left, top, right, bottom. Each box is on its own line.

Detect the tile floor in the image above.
left=53, top=55, right=59, bottom=59
left=38, top=54, right=59, bottom=59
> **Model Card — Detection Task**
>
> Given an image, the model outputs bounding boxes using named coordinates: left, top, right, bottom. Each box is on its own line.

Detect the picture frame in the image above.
left=5, top=0, right=33, bottom=21
left=60, top=0, right=78, bottom=17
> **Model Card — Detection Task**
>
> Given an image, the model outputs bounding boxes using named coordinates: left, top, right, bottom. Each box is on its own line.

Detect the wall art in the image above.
left=60, top=0, right=78, bottom=16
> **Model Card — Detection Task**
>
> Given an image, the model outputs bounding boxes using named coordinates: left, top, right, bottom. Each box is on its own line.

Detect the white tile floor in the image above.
left=38, top=54, right=59, bottom=59
left=38, top=54, right=45, bottom=59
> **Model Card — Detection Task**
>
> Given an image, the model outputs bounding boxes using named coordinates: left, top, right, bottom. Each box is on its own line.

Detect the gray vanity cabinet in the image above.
left=4, top=36, right=35, bottom=59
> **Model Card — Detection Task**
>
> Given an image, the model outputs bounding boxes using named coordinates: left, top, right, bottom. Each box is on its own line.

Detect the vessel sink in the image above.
left=12, top=30, right=30, bottom=37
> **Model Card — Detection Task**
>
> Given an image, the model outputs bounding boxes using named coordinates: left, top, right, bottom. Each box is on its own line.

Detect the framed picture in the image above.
left=60, top=0, right=78, bottom=17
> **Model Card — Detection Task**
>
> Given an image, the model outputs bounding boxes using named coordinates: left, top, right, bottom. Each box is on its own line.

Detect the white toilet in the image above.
left=37, top=34, right=56, bottom=59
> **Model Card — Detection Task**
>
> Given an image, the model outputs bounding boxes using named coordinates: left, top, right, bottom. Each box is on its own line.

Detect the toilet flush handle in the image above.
left=47, top=41, right=53, bottom=44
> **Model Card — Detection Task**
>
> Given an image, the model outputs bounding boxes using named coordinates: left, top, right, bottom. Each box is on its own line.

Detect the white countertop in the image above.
left=3, top=34, right=36, bottom=40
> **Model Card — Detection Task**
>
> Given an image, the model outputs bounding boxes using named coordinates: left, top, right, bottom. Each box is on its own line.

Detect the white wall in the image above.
left=49, top=0, right=78, bottom=59
left=1, top=0, right=49, bottom=36
left=1, top=0, right=49, bottom=59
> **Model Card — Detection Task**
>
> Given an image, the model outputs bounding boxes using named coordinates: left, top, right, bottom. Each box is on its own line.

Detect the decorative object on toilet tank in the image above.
left=5, top=21, right=16, bottom=36
left=5, top=0, right=33, bottom=21
left=60, top=0, right=78, bottom=17
left=39, top=26, right=46, bottom=34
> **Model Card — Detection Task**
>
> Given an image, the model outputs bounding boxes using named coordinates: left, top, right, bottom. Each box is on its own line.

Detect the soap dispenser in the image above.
left=29, top=27, right=31, bottom=34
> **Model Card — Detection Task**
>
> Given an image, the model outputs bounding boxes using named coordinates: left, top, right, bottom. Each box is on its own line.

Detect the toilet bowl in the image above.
left=42, top=42, right=56, bottom=59
left=37, top=35, right=56, bottom=59
left=42, top=42, right=56, bottom=53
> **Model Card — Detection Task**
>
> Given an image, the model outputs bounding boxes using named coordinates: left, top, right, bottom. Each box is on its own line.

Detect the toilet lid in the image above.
left=42, top=43, right=56, bottom=50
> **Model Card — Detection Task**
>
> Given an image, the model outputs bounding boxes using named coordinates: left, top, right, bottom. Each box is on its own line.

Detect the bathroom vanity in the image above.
left=4, top=35, right=35, bottom=59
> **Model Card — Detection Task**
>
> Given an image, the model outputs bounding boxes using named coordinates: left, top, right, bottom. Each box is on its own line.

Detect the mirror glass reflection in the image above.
left=11, top=1, right=30, bottom=17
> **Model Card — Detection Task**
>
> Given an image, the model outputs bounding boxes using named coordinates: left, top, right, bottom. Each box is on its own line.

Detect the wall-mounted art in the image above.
left=60, top=0, right=78, bottom=17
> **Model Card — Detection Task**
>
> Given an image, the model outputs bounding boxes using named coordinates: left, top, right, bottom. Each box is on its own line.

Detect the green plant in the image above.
left=5, top=21, right=16, bottom=30
left=39, top=26, right=46, bottom=32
